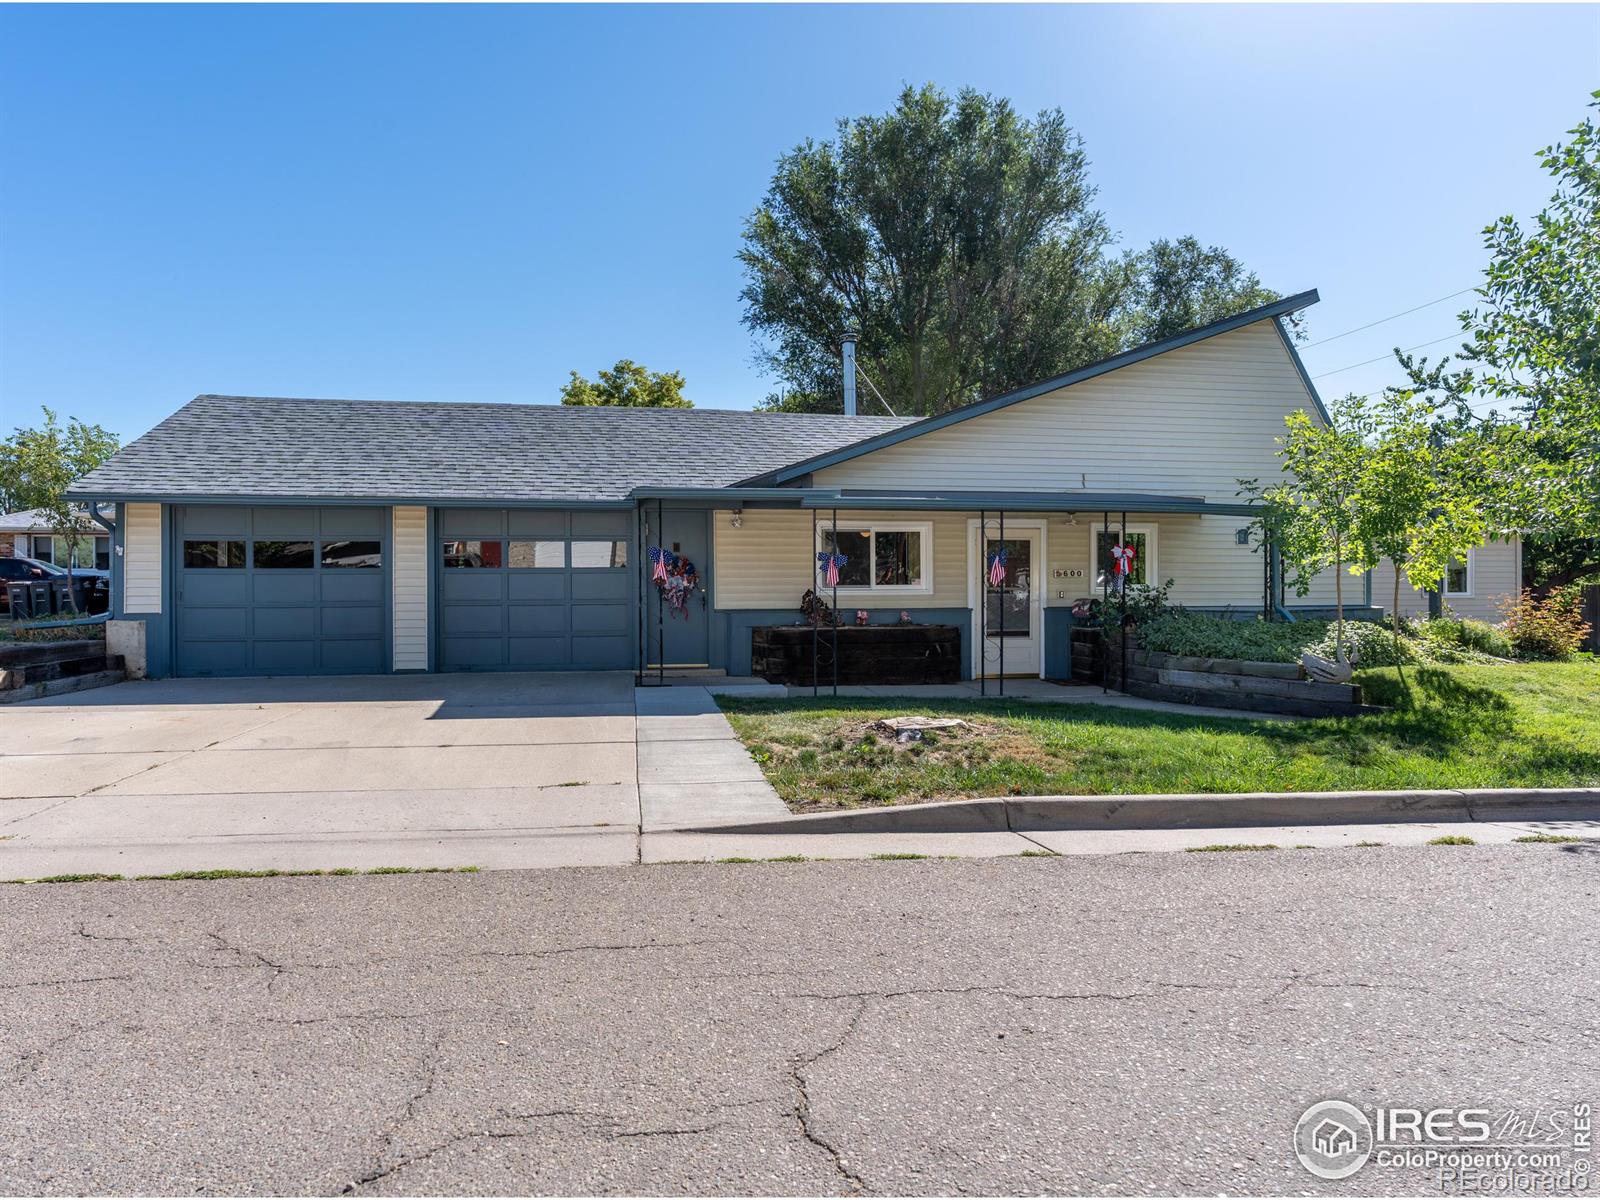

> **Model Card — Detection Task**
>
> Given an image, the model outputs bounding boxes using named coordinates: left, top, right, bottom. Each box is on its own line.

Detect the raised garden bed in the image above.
left=1080, top=630, right=1374, bottom=717
left=752, top=623, right=962, bottom=686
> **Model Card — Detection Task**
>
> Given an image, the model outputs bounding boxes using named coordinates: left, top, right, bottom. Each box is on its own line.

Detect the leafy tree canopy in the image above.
left=1121, top=237, right=1285, bottom=346
left=560, top=360, right=692, bottom=408
left=1400, top=91, right=1600, bottom=591
left=0, top=407, right=120, bottom=516
left=741, top=85, right=1283, bottom=416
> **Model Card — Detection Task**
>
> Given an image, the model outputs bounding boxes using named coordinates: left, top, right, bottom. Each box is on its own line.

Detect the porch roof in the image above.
left=629, top=486, right=1258, bottom=517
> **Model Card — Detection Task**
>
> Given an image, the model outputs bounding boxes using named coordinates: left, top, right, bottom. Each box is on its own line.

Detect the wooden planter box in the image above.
left=1081, top=630, right=1372, bottom=718
left=752, top=624, right=962, bottom=686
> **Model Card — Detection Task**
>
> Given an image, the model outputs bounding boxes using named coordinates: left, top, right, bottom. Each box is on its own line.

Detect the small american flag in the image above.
left=817, top=551, right=846, bottom=588
left=648, top=546, right=669, bottom=583
left=987, top=548, right=1008, bottom=588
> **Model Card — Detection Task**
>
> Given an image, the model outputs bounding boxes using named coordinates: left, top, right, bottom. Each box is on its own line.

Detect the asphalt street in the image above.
left=1, top=844, right=1595, bottom=1196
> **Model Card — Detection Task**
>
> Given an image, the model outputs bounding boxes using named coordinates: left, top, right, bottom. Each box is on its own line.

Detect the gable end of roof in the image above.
left=765, top=288, right=1321, bottom=485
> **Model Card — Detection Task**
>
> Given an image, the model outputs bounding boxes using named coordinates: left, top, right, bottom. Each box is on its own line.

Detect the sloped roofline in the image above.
left=755, top=289, right=1324, bottom=486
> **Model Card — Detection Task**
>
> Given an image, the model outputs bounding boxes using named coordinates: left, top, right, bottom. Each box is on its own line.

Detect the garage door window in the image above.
left=571, top=540, right=628, bottom=568
left=443, top=540, right=503, bottom=568
left=507, top=540, right=565, bottom=568
left=253, top=540, right=315, bottom=569
left=184, top=540, right=245, bottom=568
left=320, top=540, right=382, bottom=568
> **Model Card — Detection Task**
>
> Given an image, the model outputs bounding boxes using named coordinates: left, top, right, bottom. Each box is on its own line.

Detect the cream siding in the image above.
left=714, top=508, right=1280, bottom=612
left=123, top=502, right=163, bottom=612
left=1367, top=537, right=1522, bottom=624
left=793, top=320, right=1340, bottom=610
left=811, top=323, right=1319, bottom=498
left=714, top=509, right=966, bottom=610
left=391, top=505, right=429, bottom=670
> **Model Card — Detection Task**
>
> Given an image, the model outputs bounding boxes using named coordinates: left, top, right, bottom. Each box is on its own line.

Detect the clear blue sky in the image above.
left=2, top=3, right=1596, bottom=443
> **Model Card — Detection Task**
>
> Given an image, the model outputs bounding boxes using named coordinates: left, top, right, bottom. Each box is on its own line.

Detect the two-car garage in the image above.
left=172, top=504, right=635, bottom=676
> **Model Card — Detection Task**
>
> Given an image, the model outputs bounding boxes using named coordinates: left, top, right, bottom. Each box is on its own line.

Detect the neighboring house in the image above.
left=0, top=508, right=111, bottom=570
left=1366, top=538, right=1523, bottom=625
left=67, top=289, right=1490, bottom=681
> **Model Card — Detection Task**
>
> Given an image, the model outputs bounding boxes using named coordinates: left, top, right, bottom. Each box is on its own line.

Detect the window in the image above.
left=507, top=540, right=565, bottom=569
left=320, top=540, right=382, bottom=569
left=571, top=540, right=628, bottom=569
left=443, top=540, right=503, bottom=568
left=1093, top=528, right=1155, bottom=588
left=1444, top=552, right=1473, bottom=597
left=817, top=523, right=932, bottom=593
left=31, top=535, right=110, bottom=569
left=252, top=540, right=315, bottom=569
left=184, top=540, right=245, bottom=569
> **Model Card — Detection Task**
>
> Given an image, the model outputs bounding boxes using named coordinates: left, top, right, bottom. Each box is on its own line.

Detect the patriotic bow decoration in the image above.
left=1110, top=542, right=1137, bottom=577
left=648, top=545, right=669, bottom=583
left=816, top=551, right=847, bottom=588
left=987, top=547, right=1008, bottom=588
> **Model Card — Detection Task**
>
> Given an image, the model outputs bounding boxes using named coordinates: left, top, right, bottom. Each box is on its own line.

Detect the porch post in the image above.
left=656, top=499, right=665, bottom=686
left=1101, top=511, right=1110, bottom=694
left=635, top=499, right=646, bottom=683
left=811, top=508, right=818, bottom=698
left=998, top=509, right=1005, bottom=697
left=1119, top=510, right=1128, bottom=696
left=978, top=509, right=987, bottom=696
left=831, top=505, right=839, bottom=698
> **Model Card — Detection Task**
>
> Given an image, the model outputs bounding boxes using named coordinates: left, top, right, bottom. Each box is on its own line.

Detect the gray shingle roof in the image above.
left=69, top=395, right=915, bottom=504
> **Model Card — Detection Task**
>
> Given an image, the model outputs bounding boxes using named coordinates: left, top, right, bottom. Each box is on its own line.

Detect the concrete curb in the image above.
left=679, top=787, right=1600, bottom=835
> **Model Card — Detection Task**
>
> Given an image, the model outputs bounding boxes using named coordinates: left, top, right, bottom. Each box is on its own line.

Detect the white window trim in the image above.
left=815, top=520, right=934, bottom=595
left=1443, top=548, right=1475, bottom=598
left=1088, top=524, right=1158, bottom=589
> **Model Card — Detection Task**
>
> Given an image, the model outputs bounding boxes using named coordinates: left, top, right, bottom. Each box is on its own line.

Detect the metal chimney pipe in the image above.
left=841, top=329, right=859, bottom=416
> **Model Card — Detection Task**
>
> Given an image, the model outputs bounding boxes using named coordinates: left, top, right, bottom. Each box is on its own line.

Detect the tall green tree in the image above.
left=0, top=407, right=121, bottom=611
left=560, top=360, right=692, bottom=408
left=741, top=85, right=1284, bottom=416
left=741, top=85, right=1125, bottom=416
left=1122, top=237, right=1285, bottom=346
left=1400, top=91, right=1600, bottom=591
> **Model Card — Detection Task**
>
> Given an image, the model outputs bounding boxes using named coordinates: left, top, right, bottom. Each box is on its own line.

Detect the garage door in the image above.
left=175, top=505, right=388, bottom=677
left=438, top=509, right=634, bottom=671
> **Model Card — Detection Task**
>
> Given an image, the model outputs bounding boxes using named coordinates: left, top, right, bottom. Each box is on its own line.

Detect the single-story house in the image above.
left=0, top=508, right=112, bottom=570
left=67, top=290, right=1521, bottom=680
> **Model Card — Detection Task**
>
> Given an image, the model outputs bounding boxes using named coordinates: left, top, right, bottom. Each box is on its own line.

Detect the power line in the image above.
left=1300, top=287, right=1476, bottom=349
left=1312, top=333, right=1463, bottom=380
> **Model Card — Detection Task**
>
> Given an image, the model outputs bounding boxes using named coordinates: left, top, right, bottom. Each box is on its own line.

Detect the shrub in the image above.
left=1135, top=610, right=1322, bottom=663
left=1413, top=616, right=1515, bottom=661
left=1500, top=588, right=1592, bottom=660
left=1308, top=618, right=1421, bottom=668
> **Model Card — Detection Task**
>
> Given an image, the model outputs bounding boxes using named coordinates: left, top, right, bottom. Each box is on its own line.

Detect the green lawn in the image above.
left=719, top=662, right=1600, bottom=809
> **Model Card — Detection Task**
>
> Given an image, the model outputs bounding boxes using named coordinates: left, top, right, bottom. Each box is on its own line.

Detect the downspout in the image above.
left=1270, top=541, right=1296, bottom=622
left=89, top=500, right=118, bottom=534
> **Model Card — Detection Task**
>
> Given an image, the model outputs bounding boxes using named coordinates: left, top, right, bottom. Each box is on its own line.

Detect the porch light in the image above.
left=730, top=509, right=743, bottom=528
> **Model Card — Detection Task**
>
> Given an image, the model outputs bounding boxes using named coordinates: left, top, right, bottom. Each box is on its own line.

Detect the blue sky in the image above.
left=1, top=3, right=1595, bottom=443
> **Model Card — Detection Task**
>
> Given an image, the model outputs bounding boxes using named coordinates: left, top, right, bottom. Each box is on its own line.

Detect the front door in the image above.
left=973, top=526, right=1042, bottom=678
left=643, top=508, right=710, bottom=668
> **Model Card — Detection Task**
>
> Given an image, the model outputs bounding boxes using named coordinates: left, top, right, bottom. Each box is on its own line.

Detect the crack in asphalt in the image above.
left=788, top=994, right=871, bottom=1194
left=198, top=929, right=290, bottom=992
left=0, top=973, right=133, bottom=991
left=10, top=1017, right=120, bottom=1083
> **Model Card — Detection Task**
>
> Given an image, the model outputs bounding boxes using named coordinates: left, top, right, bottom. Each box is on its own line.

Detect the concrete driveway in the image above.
left=0, top=672, right=787, bottom=877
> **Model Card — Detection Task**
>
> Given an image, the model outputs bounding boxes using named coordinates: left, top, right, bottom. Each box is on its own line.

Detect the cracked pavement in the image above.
left=1, top=845, right=1596, bottom=1195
